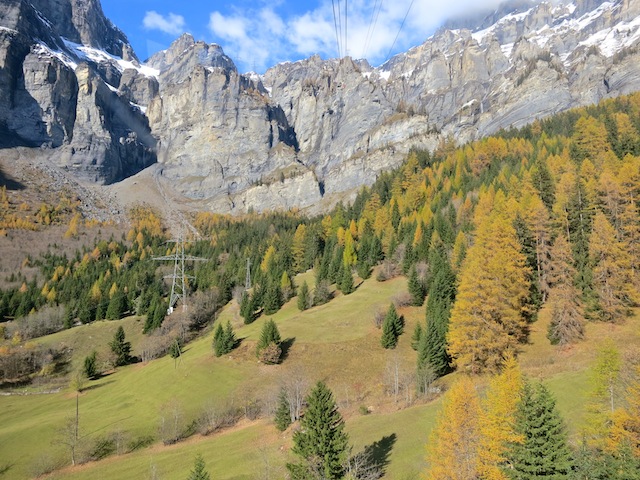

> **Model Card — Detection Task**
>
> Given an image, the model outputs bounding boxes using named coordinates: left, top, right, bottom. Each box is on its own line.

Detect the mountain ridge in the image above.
left=1, top=0, right=640, bottom=213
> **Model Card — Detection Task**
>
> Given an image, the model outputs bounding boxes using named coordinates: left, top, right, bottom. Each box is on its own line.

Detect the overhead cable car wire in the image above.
left=331, top=0, right=343, bottom=57
left=384, top=0, right=416, bottom=64
left=362, top=0, right=384, bottom=60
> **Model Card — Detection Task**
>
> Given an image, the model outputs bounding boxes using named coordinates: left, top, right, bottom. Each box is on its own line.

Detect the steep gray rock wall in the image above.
left=146, top=36, right=299, bottom=202
left=0, top=0, right=156, bottom=183
left=2, top=0, right=640, bottom=213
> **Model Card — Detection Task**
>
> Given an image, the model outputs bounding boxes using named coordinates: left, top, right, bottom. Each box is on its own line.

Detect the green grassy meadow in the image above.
left=0, top=269, right=638, bottom=479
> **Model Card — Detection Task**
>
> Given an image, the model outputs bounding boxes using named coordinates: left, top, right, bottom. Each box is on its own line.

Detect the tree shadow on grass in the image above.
left=0, top=463, right=13, bottom=476
left=350, top=433, right=397, bottom=477
left=280, top=337, right=296, bottom=361
left=81, top=379, right=115, bottom=392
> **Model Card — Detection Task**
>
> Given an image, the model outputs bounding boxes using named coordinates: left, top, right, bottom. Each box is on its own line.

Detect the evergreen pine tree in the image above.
left=109, top=326, right=132, bottom=367
left=411, top=322, right=423, bottom=351
left=313, top=279, right=332, bottom=306
left=187, top=454, right=211, bottom=480
left=222, top=321, right=236, bottom=353
left=287, top=381, right=349, bottom=479
left=567, top=178, right=596, bottom=307
left=419, top=246, right=456, bottom=377
left=240, top=291, right=255, bottom=324
left=381, top=304, right=401, bottom=349
left=212, top=323, right=225, bottom=357
left=274, top=388, right=292, bottom=431
left=297, top=281, right=310, bottom=311
left=95, top=297, right=108, bottom=321
left=105, top=288, right=125, bottom=320
left=391, top=201, right=401, bottom=230
left=408, top=266, right=426, bottom=306
left=531, top=157, right=556, bottom=211
left=263, top=281, right=283, bottom=315
left=256, top=319, right=282, bottom=364
left=83, top=351, right=98, bottom=379
left=169, top=339, right=181, bottom=359
left=513, top=213, right=542, bottom=319
left=339, top=264, right=354, bottom=294
left=507, top=381, right=573, bottom=479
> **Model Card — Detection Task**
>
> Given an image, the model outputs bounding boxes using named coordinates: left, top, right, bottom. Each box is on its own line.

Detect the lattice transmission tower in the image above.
left=153, top=230, right=208, bottom=315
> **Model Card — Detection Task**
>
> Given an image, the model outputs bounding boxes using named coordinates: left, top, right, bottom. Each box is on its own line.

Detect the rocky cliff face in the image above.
left=146, top=0, right=640, bottom=213
left=1, top=0, right=640, bottom=211
left=0, top=0, right=155, bottom=183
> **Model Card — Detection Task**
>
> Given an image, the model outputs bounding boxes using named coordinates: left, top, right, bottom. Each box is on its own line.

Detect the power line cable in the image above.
left=345, top=0, right=348, bottom=57
left=363, top=0, right=383, bottom=60
left=384, top=0, right=415, bottom=65
left=331, top=0, right=342, bottom=58
left=337, top=0, right=343, bottom=58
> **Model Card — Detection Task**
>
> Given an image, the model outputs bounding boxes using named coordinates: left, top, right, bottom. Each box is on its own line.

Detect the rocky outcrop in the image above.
left=2, top=0, right=640, bottom=213
left=0, top=0, right=156, bottom=183
left=146, top=34, right=298, bottom=201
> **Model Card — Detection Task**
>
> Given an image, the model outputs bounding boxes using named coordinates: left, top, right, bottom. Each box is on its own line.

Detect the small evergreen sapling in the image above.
left=213, top=321, right=237, bottom=357
left=187, top=454, right=211, bottom=480
left=109, top=326, right=132, bottom=366
left=381, top=303, right=403, bottom=349
left=274, top=388, right=292, bottom=431
left=297, top=281, right=310, bottom=311
left=256, top=319, right=282, bottom=364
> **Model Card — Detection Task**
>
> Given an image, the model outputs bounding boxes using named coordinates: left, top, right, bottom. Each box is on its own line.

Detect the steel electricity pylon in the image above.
left=153, top=231, right=207, bottom=314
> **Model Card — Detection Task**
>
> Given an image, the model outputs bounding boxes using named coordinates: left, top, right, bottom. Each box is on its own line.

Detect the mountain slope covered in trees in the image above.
left=0, top=92, right=639, bottom=478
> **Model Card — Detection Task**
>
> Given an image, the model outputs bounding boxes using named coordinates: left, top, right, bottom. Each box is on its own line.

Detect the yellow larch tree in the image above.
left=607, top=365, right=640, bottom=456
left=478, top=355, right=524, bottom=480
left=292, top=224, right=307, bottom=273
left=447, top=211, right=531, bottom=374
left=425, top=376, right=481, bottom=480
left=260, top=245, right=277, bottom=273
left=590, top=211, right=637, bottom=322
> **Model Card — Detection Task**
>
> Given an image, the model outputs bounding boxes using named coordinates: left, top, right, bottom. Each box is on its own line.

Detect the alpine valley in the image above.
left=2, top=0, right=640, bottom=479
left=1, top=0, right=640, bottom=213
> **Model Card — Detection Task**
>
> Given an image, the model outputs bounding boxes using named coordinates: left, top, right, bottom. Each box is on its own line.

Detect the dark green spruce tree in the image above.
left=105, top=288, right=126, bottom=320
left=240, top=291, right=255, bottom=324
left=263, top=281, right=283, bottom=315
left=408, top=266, right=426, bottom=306
left=339, top=264, right=354, bottom=294
left=213, top=321, right=237, bottom=357
left=418, top=245, right=456, bottom=377
left=109, top=325, right=132, bottom=367
left=507, top=381, right=573, bottom=479
left=187, top=454, right=211, bottom=480
left=513, top=213, right=542, bottom=320
left=83, top=351, right=98, bottom=379
left=287, top=381, right=349, bottom=479
left=274, top=388, right=292, bottom=432
left=297, top=281, right=311, bottom=311
left=256, top=319, right=282, bottom=364
left=381, top=303, right=402, bottom=349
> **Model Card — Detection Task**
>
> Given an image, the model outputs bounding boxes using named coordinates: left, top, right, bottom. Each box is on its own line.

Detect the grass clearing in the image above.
left=1, top=266, right=638, bottom=479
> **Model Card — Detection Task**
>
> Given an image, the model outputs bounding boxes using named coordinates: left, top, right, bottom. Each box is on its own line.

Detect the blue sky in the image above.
left=102, top=0, right=506, bottom=73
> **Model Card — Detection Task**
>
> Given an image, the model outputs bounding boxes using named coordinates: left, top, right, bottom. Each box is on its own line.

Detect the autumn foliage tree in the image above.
left=547, top=234, right=585, bottom=345
left=425, top=376, right=481, bottom=480
left=447, top=210, right=531, bottom=374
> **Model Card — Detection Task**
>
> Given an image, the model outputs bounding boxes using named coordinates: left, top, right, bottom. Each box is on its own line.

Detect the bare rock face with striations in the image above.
left=146, top=34, right=303, bottom=210
left=0, top=0, right=156, bottom=183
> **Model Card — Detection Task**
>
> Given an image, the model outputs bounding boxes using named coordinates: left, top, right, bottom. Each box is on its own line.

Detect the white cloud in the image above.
left=143, top=11, right=186, bottom=36
left=207, top=0, right=513, bottom=72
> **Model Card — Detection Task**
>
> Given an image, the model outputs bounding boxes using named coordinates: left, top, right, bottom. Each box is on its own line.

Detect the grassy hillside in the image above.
left=1, top=266, right=637, bottom=478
